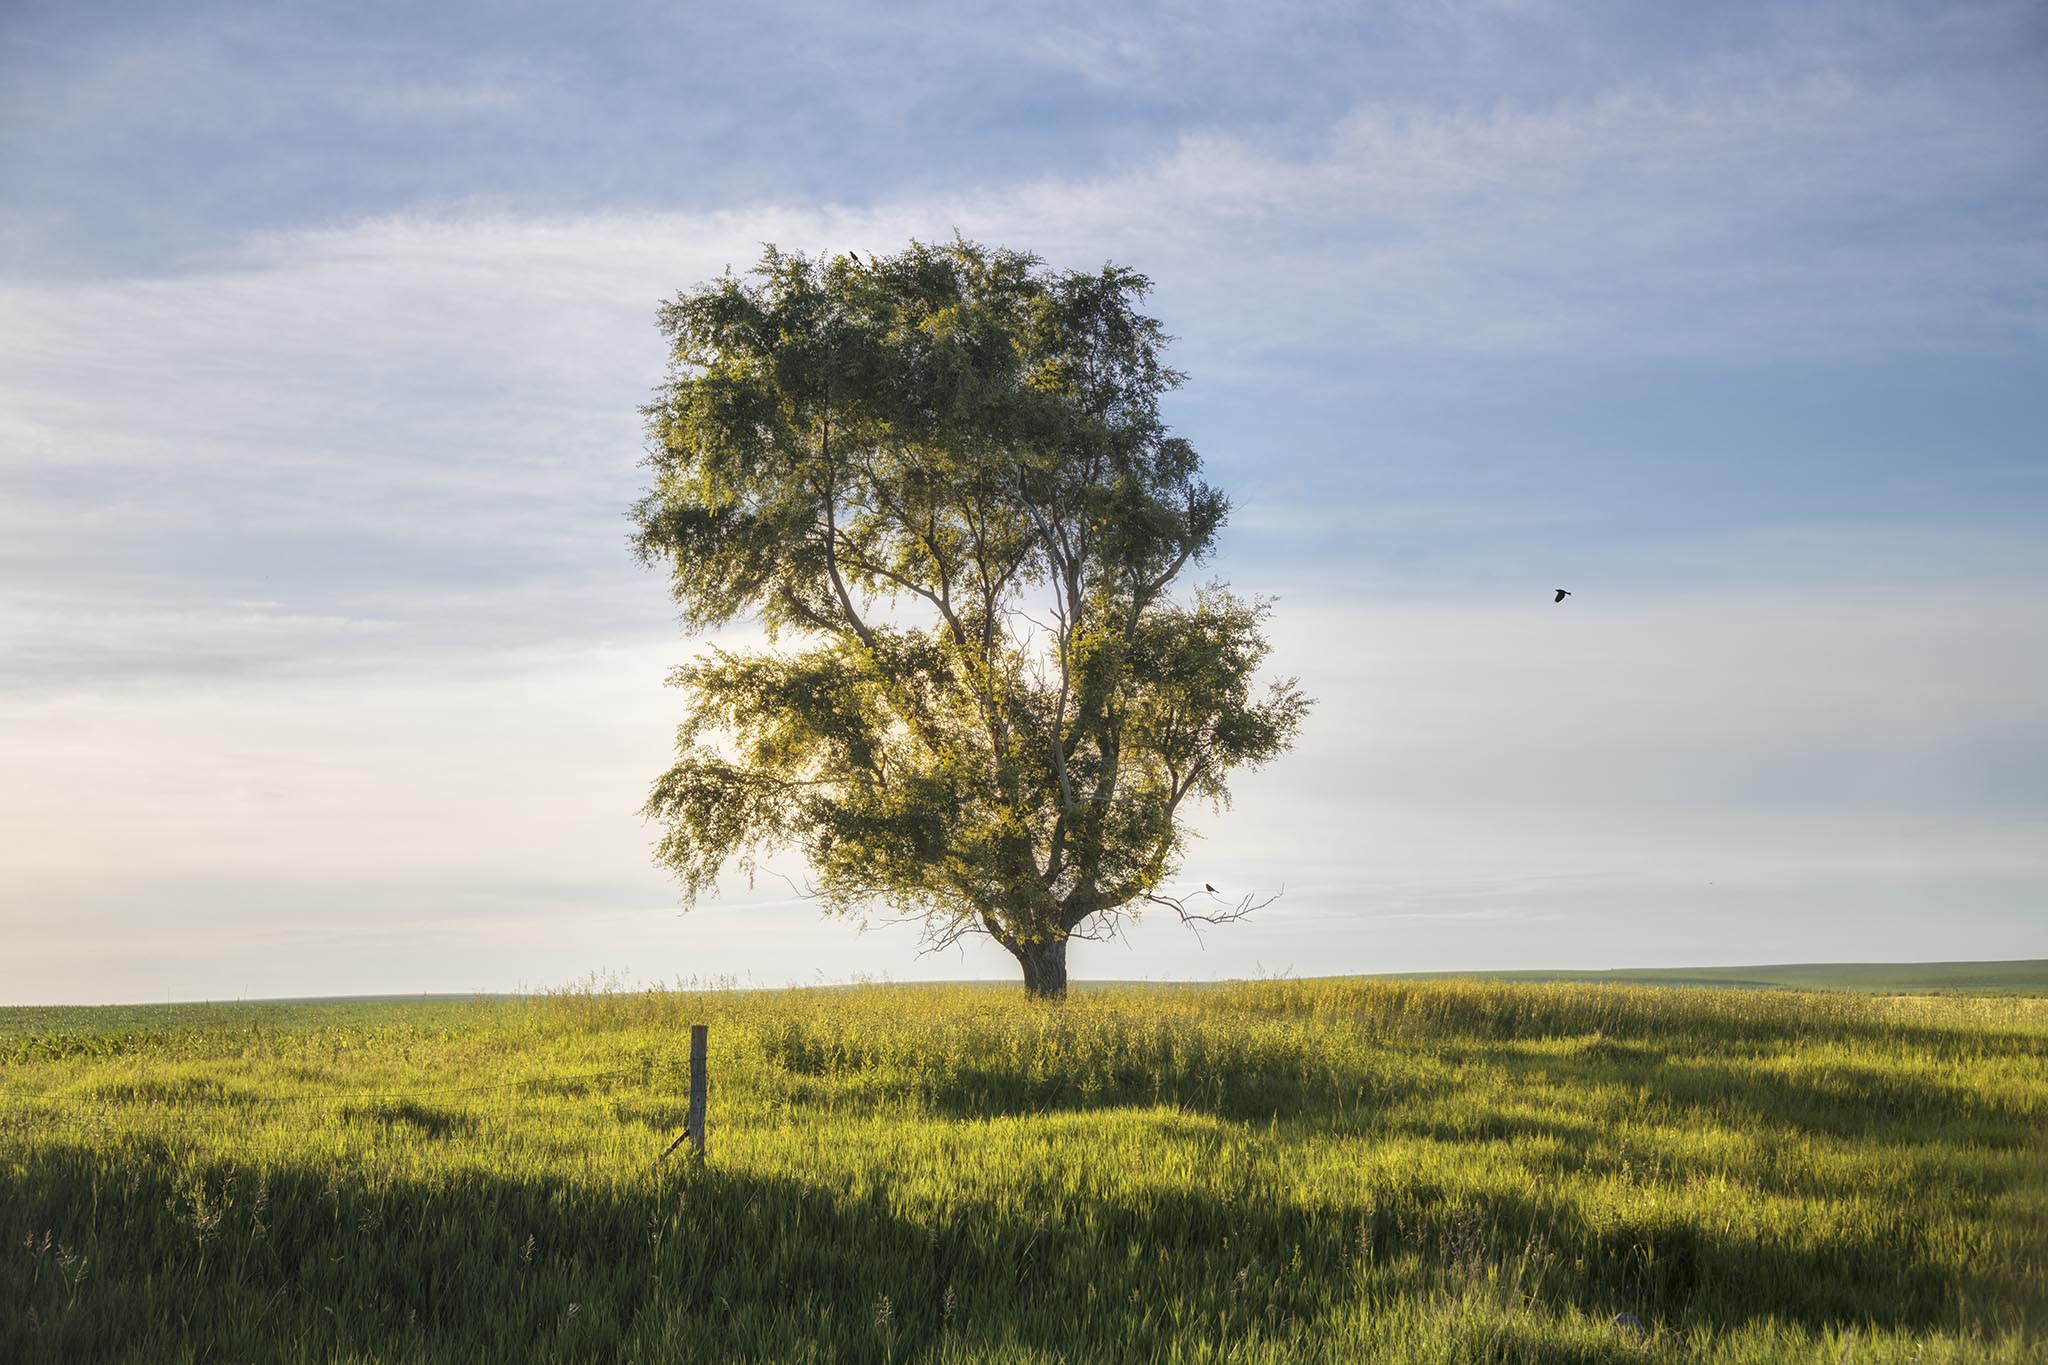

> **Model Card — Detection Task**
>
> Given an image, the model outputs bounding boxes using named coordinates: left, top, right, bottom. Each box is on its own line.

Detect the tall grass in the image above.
left=4, top=979, right=2044, bottom=1362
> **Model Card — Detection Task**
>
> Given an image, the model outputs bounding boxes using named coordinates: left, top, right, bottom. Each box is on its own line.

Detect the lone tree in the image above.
left=632, top=240, right=1308, bottom=998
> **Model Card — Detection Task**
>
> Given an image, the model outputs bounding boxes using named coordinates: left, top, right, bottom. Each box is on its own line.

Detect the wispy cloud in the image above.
left=4, top=39, right=2039, bottom=670
left=1005, top=63, right=2044, bottom=363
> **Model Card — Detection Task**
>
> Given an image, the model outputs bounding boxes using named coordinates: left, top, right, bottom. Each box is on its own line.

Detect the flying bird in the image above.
left=1554, top=589, right=1571, bottom=603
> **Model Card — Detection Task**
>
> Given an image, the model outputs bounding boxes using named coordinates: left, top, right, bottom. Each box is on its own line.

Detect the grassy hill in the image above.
left=5, top=978, right=2044, bottom=1362
left=1373, top=958, right=2048, bottom=995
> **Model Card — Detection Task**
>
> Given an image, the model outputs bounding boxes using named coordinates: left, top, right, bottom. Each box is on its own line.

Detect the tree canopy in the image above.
left=632, top=239, right=1308, bottom=997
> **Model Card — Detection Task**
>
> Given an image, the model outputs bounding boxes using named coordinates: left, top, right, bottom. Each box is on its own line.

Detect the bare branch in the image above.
left=1140, top=885, right=1283, bottom=931
left=766, top=866, right=826, bottom=902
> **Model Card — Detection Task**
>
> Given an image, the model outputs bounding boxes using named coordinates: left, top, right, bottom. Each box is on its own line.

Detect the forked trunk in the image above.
left=1014, top=936, right=1070, bottom=1001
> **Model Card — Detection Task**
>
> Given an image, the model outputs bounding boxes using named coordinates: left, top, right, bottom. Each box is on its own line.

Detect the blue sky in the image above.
left=2, top=0, right=2043, bottom=1003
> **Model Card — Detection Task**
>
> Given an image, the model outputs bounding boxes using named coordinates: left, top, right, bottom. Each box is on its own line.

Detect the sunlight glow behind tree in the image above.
left=632, top=240, right=1308, bottom=997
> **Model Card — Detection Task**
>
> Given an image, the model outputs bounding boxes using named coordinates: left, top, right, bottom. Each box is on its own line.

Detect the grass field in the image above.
left=1375, top=960, right=2048, bottom=995
left=4, top=979, right=2044, bottom=1362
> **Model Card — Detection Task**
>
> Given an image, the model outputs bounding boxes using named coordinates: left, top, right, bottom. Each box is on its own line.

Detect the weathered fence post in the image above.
left=686, top=1023, right=708, bottom=1161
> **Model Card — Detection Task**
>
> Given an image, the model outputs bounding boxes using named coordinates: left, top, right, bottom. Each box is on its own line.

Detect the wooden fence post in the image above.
left=686, top=1023, right=708, bottom=1161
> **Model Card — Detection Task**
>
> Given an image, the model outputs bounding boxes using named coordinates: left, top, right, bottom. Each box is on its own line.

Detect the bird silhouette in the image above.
left=1554, top=589, right=1571, bottom=603
left=1204, top=883, right=1218, bottom=894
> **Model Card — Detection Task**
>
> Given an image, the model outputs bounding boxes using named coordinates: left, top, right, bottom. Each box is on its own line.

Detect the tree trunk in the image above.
left=1013, top=936, right=1070, bottom=1000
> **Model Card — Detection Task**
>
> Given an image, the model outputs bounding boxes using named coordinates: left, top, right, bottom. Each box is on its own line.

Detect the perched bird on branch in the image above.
left=1554, top=589, right=1571, bottom=603
left=1204, top=883, right=1218, bottom=894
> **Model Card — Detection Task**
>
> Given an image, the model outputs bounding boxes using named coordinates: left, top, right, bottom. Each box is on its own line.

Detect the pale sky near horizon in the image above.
left=2, top=0, right=2044, bottom=1004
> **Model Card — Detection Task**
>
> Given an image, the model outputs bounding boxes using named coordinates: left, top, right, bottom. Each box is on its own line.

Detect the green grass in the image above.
left=4, top=980, right=2044, bottom=1362
left=1372, top=960, right=2048, bottom=995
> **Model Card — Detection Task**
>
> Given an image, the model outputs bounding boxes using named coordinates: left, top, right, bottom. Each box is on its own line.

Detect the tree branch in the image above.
left=1137, top=885, right=1283, bottom=947
left=819, top=416, right=877, bottom=650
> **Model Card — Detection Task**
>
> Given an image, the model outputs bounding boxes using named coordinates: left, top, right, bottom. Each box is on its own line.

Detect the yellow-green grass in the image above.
left=1370, top=960, right=2048, bottom=995
left=4, top=980, right=2044, bottom=1363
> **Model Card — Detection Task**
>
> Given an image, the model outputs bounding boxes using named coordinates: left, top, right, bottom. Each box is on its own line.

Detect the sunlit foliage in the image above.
left=631, top=241, right=1308, bottom=996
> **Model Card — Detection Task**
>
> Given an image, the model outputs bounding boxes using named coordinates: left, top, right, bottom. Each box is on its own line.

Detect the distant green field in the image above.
left=4, top=980, right=2044, bottom=1362
left=1374, top=958, right=2048, bottom=995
